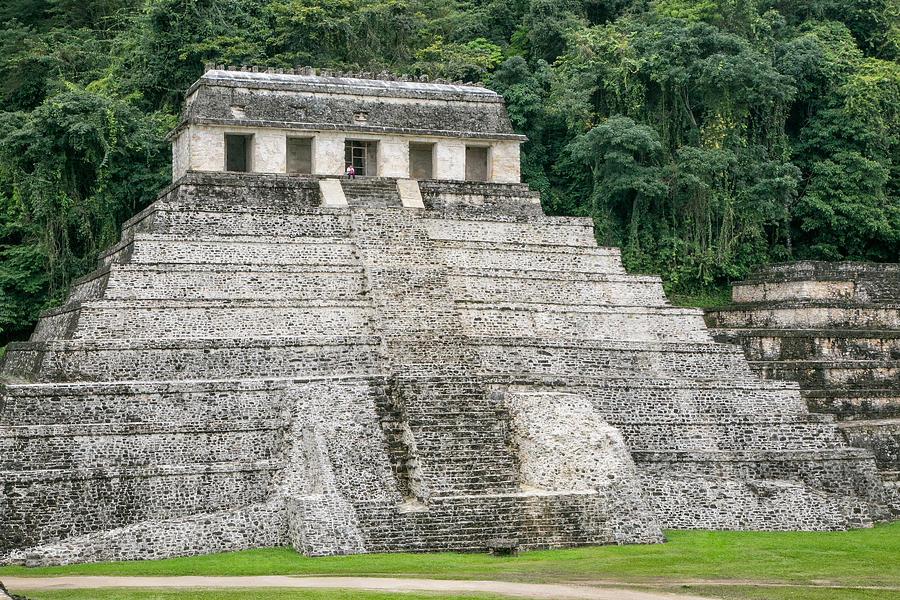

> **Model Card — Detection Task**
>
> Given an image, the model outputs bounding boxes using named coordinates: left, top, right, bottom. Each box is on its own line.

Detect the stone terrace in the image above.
left=707, top=261, right=900, bottom=515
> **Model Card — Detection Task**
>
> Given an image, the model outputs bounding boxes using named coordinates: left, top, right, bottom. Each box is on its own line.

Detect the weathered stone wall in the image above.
left=707, top=260, right=900, bottom=515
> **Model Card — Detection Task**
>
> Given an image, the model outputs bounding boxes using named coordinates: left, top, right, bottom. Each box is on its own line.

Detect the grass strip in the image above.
left=2, top=523, right=897, bottom=588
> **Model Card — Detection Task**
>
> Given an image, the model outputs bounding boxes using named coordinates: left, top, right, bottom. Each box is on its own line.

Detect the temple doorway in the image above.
left=345, top=140, right=378, bottom=176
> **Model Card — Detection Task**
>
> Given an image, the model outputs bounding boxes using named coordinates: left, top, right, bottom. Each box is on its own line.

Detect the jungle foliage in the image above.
left=0, top=0, right=898, bottom=342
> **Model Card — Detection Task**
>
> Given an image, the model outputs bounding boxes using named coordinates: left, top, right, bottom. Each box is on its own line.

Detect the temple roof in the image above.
left=168, top=66, right=524, bottom=142
left=188, top=68, right=503, bottom=102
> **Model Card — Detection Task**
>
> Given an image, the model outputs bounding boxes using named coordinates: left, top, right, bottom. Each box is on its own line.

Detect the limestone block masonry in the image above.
left=707, top=261, right=900, bottom=515
left=0, top=72, right=891, bottom=566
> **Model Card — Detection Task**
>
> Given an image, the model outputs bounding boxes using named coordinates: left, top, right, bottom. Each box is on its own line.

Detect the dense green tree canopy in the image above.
left=0, top=0, right=897, bottom=343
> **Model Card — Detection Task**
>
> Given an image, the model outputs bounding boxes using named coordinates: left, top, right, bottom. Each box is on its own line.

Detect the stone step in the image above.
left=447, top=273, right=669, bottom=307
left=475, top=338, right=754, bottom=379
left=837, top=418, right=900, bottom=470
left=732, top=261, right=900, bottom=303
left=129, top=206, right=353, bottom=238
left=802, top=388, right=900, bottom=420
left=552, top=382, right=810, bottom=420
left=422, top=218, right=597, bottom=246
left=84, top=263, right=367, bottom=302
left=750, top=359, right=900, bottom=389
left=709, top=328, right=900, bottom=361
left=706, top=302, right=900, bottom=330
left=1, top=460, right=276, bottom=553
left=457, top=302, right=709, bottom=343
left=0, top=336, right=381, bottom=382
left=638, top=468, right=880, bottom=530
left=349, top=488, right=657, bottom=554
left=101, top=234, right=360, bottom=268
left=882, top=470, right=900, bottom=482
left=0, top=422, right=281, bottom=471
left=0, top=378, right=315, bottom=425
left=435, top=242, right=626, bottom=274
left=733, top=279, right=900, bottom=304
left=614, top=421, right=849, bottom=453
left=32, top=299, right=374, bottom=341
left=496, top=373, right=801, bottom=391
left=419, top=179, right=544, bottom=217
left=65, top=263, right=367, bottom=305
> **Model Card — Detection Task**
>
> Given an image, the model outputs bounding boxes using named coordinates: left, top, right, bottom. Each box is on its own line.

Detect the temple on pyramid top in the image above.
left=166, top=66, right=525, bottom=183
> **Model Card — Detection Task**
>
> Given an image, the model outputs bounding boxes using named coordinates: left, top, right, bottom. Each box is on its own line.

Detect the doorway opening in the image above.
left=287, top=137, right=313, bottom=174
left=409, top=142, right=434, bottom=179
left=465, top=146, right=488, bottom=181
left=345, top=140, right=378, bottom=176
left=225, top=134, right=252, bottom=172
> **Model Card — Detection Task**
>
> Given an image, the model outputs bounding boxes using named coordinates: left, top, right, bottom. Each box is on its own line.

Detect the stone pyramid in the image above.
left=0, top=69, right=888, bottom=566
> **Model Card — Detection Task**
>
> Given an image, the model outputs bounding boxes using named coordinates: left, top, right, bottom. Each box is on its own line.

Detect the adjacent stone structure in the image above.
left=707, top=261, right=900, bottom=515
left=0, top=69, right=890, bottom=566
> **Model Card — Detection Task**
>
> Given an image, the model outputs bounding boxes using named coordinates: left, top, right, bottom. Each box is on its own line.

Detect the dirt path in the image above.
left=2, top=576, right=713, bottom=600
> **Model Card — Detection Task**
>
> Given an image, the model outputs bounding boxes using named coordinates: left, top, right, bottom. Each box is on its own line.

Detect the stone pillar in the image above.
left=434, top=140, right=466, bottom=180
left=252, top=129, right=286, bottom=173
left=377, top=136, right=409, bottom=178
left=313, top=133, right=345, bottom=176
left=190, top=126, right=225, bottom=173
left=490, top=141, right=521, bottom=183
left=171, top=131, right=190, bottom=180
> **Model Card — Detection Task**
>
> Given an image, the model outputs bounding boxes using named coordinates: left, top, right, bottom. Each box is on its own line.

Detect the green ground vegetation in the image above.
left=3, top=524, right=898, bottom=597
left=0, top=0, right=898, bottom=344
left=683, top=587, right=898, bottom=600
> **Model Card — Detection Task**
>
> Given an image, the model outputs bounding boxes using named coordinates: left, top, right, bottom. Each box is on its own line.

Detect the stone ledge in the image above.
left=433, top=238, right=620, bottom=255
left=0, top=460, right=281, bottom=483
left=422, top=212, right=588, bottom=226
left=448, top=268, right=661, bottom=283
left=458, top=301, right=702, bottom=316
left=710, top=327, right=900, bottom=339
left=7, top=335, right=380, bottom=352
left=2, top=374, right=386, bottom=395
left=708, top=300, right=900, bottom=313
left=740, top=260, right=900, bottom=282
left=0, top=420, right=282, bottom=438
left=631, top=449, right=876, bottom=462
left=38, top=298, right=372, bottom=320
left=472, top=336, right=743, bottom=354
left=750, top=358, right=900, bottom=369
left=493, top=373, right=800, bottom=389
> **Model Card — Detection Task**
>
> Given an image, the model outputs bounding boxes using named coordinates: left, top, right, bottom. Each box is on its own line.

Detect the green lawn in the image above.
left=3, top=524, right=898, bottom=600
left=675, top=586, right=897, bottom=600
left=3, top=524, right=898, bottom=586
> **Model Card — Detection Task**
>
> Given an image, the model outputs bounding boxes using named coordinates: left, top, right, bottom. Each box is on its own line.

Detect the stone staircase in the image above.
left=424, top=216, right=889, bottom=528
left=706, top=261, right=900, bottom=515
left=340, top=177, right=403, bottom=208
